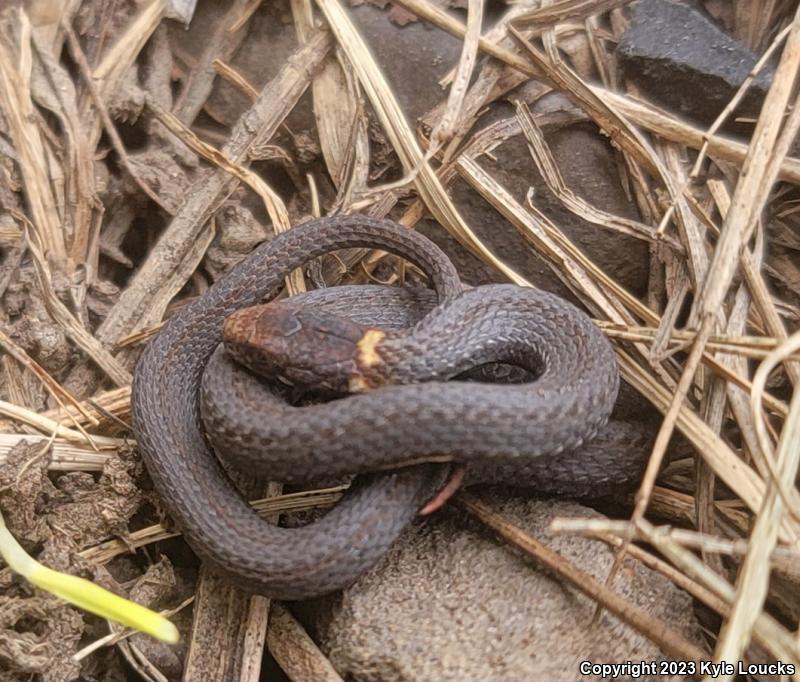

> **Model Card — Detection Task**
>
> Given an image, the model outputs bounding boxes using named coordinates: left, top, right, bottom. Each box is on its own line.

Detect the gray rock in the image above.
left=347, top=3, right=466, bottom=122
left=420, top=119, right=651, bottom=300
left=341, top=5, right=651, bottom=301
left=302, top=493, right=701, bottom=682
left=617, top=0, right=772, bottom=125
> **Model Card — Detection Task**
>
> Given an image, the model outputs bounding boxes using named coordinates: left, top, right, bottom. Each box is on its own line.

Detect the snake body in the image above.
left=131, top=216, right=649, bottom=599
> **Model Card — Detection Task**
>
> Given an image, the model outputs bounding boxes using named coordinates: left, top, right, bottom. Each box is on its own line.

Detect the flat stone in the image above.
left=301, top=493, right=701, bottom=682
left=617, top=0, right=773, bottom=125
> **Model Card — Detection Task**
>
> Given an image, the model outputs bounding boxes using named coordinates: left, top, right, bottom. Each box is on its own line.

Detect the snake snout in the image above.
left=222, top=302, right=385, bottom=393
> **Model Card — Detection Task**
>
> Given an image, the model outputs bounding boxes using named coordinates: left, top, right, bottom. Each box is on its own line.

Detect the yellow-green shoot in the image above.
left=0, top=510, right=179, bottom=644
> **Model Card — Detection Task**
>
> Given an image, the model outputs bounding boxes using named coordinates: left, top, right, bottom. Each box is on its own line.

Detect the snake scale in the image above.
left=131, top=216, right=649, bottom=599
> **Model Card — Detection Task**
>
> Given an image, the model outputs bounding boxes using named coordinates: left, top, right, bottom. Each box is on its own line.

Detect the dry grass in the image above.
left=1, top=0, right=800, bottom=680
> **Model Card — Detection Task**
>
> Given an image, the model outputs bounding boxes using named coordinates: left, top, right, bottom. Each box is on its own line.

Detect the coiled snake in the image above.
left=131, top=216, right=649, bottom=599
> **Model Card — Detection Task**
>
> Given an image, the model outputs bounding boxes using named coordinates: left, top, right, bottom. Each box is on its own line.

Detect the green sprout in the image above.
left=0, top=510, right=179, bottom=644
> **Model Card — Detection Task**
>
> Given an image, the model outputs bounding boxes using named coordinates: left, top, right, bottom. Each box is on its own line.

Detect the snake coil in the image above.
left=131, top=217, right=648, bottom=599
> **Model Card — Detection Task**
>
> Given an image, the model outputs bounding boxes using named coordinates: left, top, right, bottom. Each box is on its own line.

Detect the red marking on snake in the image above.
left=418, top=465, right=466, bottom=515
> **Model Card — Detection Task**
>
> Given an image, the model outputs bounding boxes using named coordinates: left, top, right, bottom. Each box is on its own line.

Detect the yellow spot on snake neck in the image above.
left=349, top=329, right=386, bottom=393
left=357, top=329, right=386, bottom=368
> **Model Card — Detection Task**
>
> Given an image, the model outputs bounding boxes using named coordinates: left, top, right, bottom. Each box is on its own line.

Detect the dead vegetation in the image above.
left=0, top=0, right=799, bottom=680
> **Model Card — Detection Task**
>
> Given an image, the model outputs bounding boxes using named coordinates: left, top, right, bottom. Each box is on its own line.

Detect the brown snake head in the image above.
left=223, top=302, right=390, bottom=393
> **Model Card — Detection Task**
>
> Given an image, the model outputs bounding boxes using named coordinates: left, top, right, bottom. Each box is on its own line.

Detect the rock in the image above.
left=302, top=493, right=701, bottom=682
left=617, top=0, right=772, bottom=126
left=419, top=117, right=651, bottom=300
left=343, top=5, right=650, bottom=299
left=347, top=3, right=465, bottom=122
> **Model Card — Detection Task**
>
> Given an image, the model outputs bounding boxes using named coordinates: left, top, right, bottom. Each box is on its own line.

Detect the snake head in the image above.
left=222, top=302, right=389, bottom=393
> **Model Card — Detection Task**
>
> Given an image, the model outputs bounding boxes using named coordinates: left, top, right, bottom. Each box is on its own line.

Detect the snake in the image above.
left=131, top=216, right=650, bottom=600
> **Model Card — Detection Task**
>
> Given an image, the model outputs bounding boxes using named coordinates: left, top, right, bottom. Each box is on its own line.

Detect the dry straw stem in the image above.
left=37, top=387, right=132, bottom=432
left=548, top=518, right=800, bottom=584
left=596, top=323, right=799, bottom=361
left=707, top=177, right=799, bottom=438
left=709, top=182, right=797, bottom=505
left=24, top=223, right=132, bottom=386
left=549, top=519, right=800, bottom=581
left=549, top=517, right=800, bottom=669
left=268, top=604, right=345, bottom=682
left=599, top=88, right=800, bottom=185
left=93, top=27, right=333, bottom=348
left=631, top=7, right=800, bottom=552
left=454, top=493, right=707, bottom=665
left=713, top=332, right=800, bottom=672
left=752, top=332, right=800, bottom=468
left=0, top=330, right=92, bottom=440
left=457, top=156, right=645, bottom=326
left=314, top=0, right=528, bottom=285
left=429, top=0, right=483, bottom=156
left=29, top=20, right=96, bottom=272
left=557, top=525, right=732, bottom=626
left=0, top=400, right=121, bottom=451
left=61, top=19, right=171, bottom=215
left=172, top=0, right=255, bottom=125
left=0, top=434, right=110, bottom=472
left=92, top=0, right=165, bottom=86
left=213, top=58, right=259, bottom=100
left=0, top=10, right=66, bottom=266
left=89, top=0, right=166, bottom=144
left=511, top=0, right=632, bottom=30
left=733, top=0, right=779, bottom=52
left=647, top=487, right=751, bottom=537
left=290, top=0, right=369, bottom=195
left=616, top=347, right=797, bottom=542
left=509, top=26, right=710, bottom=288
left=184, top=570, right=269, bottom=681
left=353, top=108, right=583, bottom=281
left=238, top=594, right=271, bottom=682
left=0, top=327, right=94, bottom=426
left=425, top=3, right=547, bottom=130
